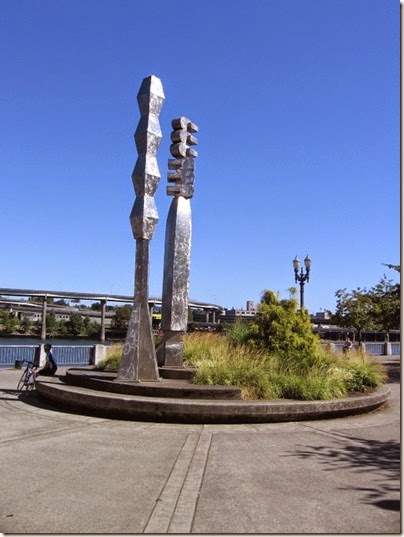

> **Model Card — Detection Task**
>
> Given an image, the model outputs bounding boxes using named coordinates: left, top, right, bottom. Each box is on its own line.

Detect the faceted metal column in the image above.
left=157, top=117, right=198, bottom=366
left=117, top=75, right=164, bottom=382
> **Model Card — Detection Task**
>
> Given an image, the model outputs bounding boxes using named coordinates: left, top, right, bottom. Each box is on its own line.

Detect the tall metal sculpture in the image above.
left=117, top=75, right=164, bottom=381
left=156, top=117, right=198, bottom=366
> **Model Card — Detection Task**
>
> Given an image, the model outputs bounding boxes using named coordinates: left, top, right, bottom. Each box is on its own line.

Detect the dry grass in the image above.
left=95, top=334, right=386, bottom=401
left=183, top=333, right=386, bottom=400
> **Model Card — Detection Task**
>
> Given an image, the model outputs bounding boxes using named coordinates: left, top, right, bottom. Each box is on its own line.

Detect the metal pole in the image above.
left=300, top=279, right=304, bottom=311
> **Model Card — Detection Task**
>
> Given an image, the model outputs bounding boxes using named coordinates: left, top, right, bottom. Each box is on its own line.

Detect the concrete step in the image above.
left=159, top=366, right=195, bottom=380
left=64, top=368, right=242, bottom=400
left=35, top=374, right=391, bottom=424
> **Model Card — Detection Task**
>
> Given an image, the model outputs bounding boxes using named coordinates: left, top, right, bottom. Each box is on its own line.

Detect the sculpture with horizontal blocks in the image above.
left=157, top=116, right=198, bottom=367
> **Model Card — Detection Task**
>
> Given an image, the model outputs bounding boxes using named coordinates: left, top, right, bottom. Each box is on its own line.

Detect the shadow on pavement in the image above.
left=285, top=434, right=400, bottom=512
left=0, top=385, right=73, bottom=413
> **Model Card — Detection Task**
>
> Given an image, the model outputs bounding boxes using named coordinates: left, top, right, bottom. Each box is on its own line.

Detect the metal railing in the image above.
left=0, top=346, right=37, bottom=366
left=51, top=346, right=93, bottom=366
left=365, top=343, right=385, bottom=356
left=331, top=342, right=400, bottom=356
left=0, top=345, right=92, bottom=367
left=0, top=341, right=400, bottom=368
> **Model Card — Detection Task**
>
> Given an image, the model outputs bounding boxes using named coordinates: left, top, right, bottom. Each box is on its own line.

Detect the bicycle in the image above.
left=17, top=360, right=38, bottom=395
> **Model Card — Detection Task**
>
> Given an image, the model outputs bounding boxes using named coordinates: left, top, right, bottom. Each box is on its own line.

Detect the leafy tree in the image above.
left=54, top=299, right=69, bottom=306
left=83, top=316, right=100, bottom=337
left=46, top=313, right=58, bottom=337
left=382, top=263, right=400, bottom=273
left=332, top=287, right=376, bottom=343
left=248, top=290, right=319, bottom=358
left=111, top=305, right=132, bottom=330
left=57, top=320, right=69, bottom=336
left=28, top=296, right=54, bottom=304
left=369, top=276, right=400, bottom=332
left=287, top=287, right=298, bottom=299
left=67, top=313, right=84, bottom=336
left=0, top=311, right=19, bottom=334
left=333, top=271, right=400, bottom=340
left=20, top=316, right=32, bottom=334
left=87, top=322, right=101, bottom=337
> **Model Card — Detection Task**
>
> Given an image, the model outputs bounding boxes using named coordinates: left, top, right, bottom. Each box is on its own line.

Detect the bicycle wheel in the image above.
left=17, top=371, right=27, bottom=392
left=25, top=381, right=35, bottom=395
left=26, top=373, right=36, bottom=394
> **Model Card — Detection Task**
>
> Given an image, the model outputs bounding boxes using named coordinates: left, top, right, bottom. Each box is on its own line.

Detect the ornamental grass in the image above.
left=96, top=344, right=123, bottom=371
left=183, top=333, right=386, bottom=401
left=96, top=332, right=386, bottom=401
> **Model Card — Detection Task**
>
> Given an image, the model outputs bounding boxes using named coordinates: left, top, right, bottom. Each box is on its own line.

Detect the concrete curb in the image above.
left=36, top=374, right=390, bottom=424
left=64, top=368, right=242, bottom=399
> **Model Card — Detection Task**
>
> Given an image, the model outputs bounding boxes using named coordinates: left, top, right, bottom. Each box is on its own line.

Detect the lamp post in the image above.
left=293, top=255, right=312, bottom=311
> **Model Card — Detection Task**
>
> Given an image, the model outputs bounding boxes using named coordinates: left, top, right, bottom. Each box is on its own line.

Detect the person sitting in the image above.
left=37, top=343, right=58, bottom=376
left=342, top=338, right=353, bottom=355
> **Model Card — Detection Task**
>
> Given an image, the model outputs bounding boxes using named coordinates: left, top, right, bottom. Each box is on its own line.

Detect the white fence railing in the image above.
left=328, top=342, right=400, bottom=357
left=0, top=345, right=94, bottom=367
left=0, top=341, right=400, bottom=368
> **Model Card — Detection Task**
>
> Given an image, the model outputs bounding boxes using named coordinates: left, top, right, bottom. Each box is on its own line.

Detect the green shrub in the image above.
left=248, top=290, right=320, bottom=359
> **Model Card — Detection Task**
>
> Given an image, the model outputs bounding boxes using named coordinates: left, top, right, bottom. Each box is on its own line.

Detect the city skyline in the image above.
left=1, top=0, right=399, bottom=313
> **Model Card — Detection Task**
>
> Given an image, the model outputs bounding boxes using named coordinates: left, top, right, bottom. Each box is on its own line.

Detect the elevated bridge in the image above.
left=0, top=288, right=225, bottom=342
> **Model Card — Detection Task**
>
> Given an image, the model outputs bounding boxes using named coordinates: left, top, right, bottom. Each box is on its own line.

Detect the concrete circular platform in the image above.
left=35, top=367, right=391, bottom=424
left=64, top=367, right=242, bottom=399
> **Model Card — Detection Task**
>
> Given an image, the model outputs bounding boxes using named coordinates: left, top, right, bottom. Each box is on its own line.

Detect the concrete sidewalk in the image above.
left=0, top=367, right=400, bottom=534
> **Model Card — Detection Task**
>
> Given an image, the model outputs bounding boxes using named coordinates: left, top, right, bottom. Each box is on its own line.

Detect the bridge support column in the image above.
left=100, top=299, right=107, bottom=342
left=40, top=297, right=47, bottom=341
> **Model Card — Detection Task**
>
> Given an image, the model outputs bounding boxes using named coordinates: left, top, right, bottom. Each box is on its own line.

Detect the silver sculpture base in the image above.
left=156, top=331, right=184, bottom=367
left=117, top=301, right=160, bottom=382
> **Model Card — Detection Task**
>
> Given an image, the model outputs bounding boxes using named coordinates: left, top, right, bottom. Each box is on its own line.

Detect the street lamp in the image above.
left=293, top=255, right=312, bottom=311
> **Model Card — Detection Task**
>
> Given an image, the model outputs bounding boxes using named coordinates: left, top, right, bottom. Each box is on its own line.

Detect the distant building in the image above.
left=218, top=301, right=257, bottom=325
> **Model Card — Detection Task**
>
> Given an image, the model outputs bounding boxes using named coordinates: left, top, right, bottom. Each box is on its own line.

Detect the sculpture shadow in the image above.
left=285, top=433, right=400, bottom=512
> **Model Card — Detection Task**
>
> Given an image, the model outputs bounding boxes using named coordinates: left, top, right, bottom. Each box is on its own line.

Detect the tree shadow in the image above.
left=285, top=434, right=400, bottom=511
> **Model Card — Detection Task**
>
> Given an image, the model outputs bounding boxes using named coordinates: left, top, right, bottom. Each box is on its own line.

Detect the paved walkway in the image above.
left=0, top=367, right=400, bottom=534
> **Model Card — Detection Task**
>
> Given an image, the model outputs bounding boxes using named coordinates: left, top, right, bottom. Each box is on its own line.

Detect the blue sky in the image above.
left=1, top=0, right=399, bottom=313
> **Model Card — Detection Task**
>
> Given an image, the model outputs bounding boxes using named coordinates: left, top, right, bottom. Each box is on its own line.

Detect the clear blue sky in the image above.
left=1, top=0, right=399, bottom=313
